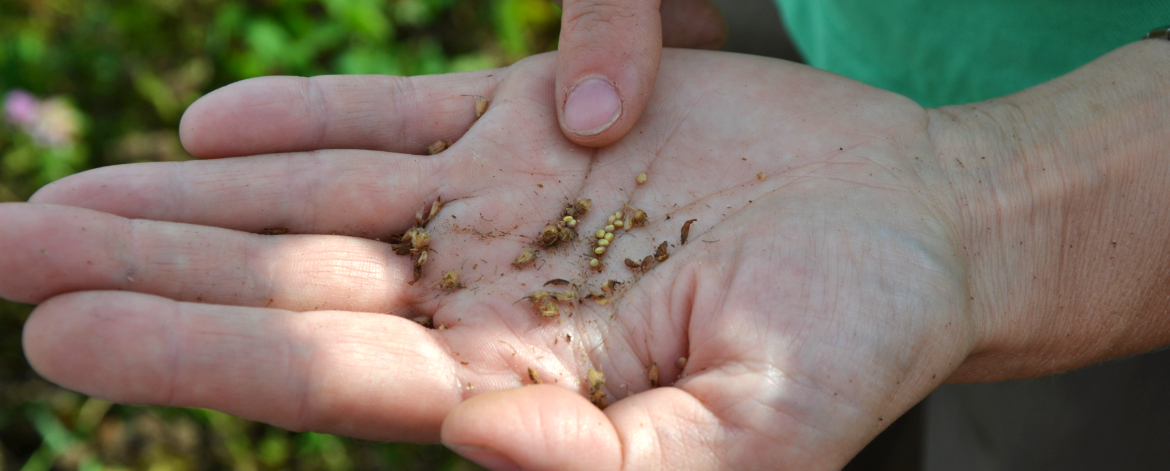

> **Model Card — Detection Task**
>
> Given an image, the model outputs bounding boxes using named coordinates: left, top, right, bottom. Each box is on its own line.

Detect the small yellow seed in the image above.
left=604, top=225, right=615, bottom=232
left=598, top=239, right=610, bottom=247
left=595, top=229, right=607, bottom=239
left=615, top=211, right=623, bottom=219
left=567, top=220, right=577, bottom=228
left=594, top=247, right=606, bottom=255
left=757, top=172, right=766, bottom=181
left=636, top=173, right=647, bottom=184
left=589, top=258, right=600, bottom=268
left=563, top=216, right=573, bottom=222
left=604, top=233, right=613, bottom=241
left=613, top=220, right=624, bottom=228
left=608, top=215, right=616, bottom=224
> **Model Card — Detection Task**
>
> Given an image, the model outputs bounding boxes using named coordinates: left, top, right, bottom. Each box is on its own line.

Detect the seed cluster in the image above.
left=536, top=198, right=591, bottom=249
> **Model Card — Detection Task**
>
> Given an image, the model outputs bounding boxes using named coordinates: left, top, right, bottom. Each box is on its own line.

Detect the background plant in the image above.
left=0, top=0, right=559, bottom=468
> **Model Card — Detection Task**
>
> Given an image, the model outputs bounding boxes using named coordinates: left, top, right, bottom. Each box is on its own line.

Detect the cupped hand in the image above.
left=4, top=50, right=977, bottom=470
left=555, top=0, right=725, bottom=147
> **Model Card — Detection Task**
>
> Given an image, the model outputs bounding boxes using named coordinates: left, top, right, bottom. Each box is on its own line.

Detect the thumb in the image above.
left=441, top=383, right=759, bottom=470
left=556, top=0, right=662, bottom=147
left=441, top=385, right=622, bottom=471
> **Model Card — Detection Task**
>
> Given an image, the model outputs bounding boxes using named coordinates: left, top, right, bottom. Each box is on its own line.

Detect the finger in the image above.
left=22, top=290, right=460, bottom=442
left=179, top=70, right=504, bottom=159
left=0, top=203, right=417, bottom=313
left=442, top=373, right=873, bottom=470
left=557, top=0, right=661, bottom=147
left=660, top=0, right=726, bottom=49
left=441, top=385, right=622, bottom=471
left=29, top=152, right=448, bottom=237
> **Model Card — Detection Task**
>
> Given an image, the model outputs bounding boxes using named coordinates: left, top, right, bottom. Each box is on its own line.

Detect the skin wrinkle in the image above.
left=302, top=77, right=331, bottom=150
left=163, top=299, right=186, bottom=409
left=290, top=315, right=317, bottom=433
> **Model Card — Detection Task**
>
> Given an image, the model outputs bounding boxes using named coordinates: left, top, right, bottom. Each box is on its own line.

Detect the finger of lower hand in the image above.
left=29, top=152, right=448, bottom=238
left=22, top=290, right=461, bottom=442
left=0, top=203, right=417, bottom=313
left=180, top=71, right=504, bottom=159
left=557, top=0, right=662, bottom=147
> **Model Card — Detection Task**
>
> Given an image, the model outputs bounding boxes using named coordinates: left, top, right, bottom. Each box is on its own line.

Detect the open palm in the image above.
left=3, top=51, right=977, bottom=470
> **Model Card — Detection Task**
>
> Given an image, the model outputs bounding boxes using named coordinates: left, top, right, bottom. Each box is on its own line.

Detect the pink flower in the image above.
left=3, top=89, right=41, bottom=127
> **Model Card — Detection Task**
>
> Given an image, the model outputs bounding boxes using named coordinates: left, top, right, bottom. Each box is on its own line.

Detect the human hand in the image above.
left=3, top=50, right=975, bottom=469
left=554, top=0, right=725, bottom=147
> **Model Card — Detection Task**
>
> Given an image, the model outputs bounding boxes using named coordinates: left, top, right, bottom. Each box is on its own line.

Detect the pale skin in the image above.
left=3, top=43, right=1170, bottom=470
left=553, top=0, right=725, bottom=146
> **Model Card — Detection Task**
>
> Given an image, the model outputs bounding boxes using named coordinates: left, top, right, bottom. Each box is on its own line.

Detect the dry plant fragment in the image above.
left=565, top=198, right=592, bottom=218
left=543, top=278, right=572, bottom=287
left=587, top=368, right=608, bottom=409
left=654, top=241, right=670, bottom=262
left=513, top=247, right=539, bottom=269
left=416, top=197, right=444, bottom=227
left=539, top=299, right=560, bottom=317
left=539, top=222, right=576, bottom=248
left=439, top=270, right=464, bottom=291
left=680, top=219, right=698, bottom=245
left=470, top=95, right=489, bottom=118
left=676, top=357, right=688, bottom=369
left=261, top=227, right=289, bottom=235
left=629, top=208, right=648, bottom=228
left=528, top=367, right=541, bottom=384
left=624, top=258, right=641, bottom=269
left=427, top=140, right=449, bottom=154
left=640, top=255, right=656, bottom=272
left=521, top=289, right=572, bottom=318
left=648, top=362, right=659, bottom=387
left=413, top=315, right=433, bottom=328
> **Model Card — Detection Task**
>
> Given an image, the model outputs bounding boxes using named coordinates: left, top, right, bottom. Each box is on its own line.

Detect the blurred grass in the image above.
left=1, top=0, right=559, bottom=468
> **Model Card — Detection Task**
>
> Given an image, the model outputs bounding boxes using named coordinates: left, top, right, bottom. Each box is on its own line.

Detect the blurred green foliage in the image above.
left=1, top=0, right=559, bottom=468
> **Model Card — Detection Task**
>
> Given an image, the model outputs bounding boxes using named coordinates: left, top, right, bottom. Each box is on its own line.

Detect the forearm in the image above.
left=929, top=39, right=1170, bottom=382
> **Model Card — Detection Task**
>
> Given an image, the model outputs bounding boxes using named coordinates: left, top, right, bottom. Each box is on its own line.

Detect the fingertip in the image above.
left=22, top=292, right=175, bottom=404
left=556, top=0, right=662, bottom=147
left=441, top=385, right=622, bottom=471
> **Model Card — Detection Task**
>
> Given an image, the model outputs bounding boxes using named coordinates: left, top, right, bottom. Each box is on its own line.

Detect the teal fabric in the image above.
left=774, top=0, right=1170, bottom=107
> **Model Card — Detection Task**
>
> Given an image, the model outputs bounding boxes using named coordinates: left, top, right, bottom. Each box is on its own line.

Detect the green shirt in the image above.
left=775, top=0, right=1169, bottom=107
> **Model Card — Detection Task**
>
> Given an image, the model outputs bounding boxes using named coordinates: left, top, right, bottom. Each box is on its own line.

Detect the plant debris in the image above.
left=587, top=368, right=607, bottom=409
left=648, top=362, right=659, bottom=387
left=513, top=247, right=539, bottom=269
left=676, top=357, right=688, bottom=370
left=654, top=241, right=670, bottom=262
left=415, top=197, right=444, bottom=227
left=757, top=172, right=766, bottom=181
left=585, top=279, right=621, bottom=305
left=389, top=198, right=445, bottom=283
left=543, top=278, right=572, bottom=286
left=565, top=198, right=592, bottom=218
left=528, top=367, right=541, bottom=384
left=427, top=140, right=449, bottom=154
left=260, top=227, right=289, bottom=235
left=439, top=269, right=463, bottom=291
left=680, top=219, right=697, bottom=245
left=469, top=95, right=489, bottom=118
left=520, top=289, right=576, bottom=318
left=413, top=315, right=433, bottom=328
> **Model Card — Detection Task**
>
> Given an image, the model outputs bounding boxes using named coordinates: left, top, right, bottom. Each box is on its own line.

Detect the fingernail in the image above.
left=446, top=444, right=522, bottom=471
left=563, top=77, right=622, bottom=135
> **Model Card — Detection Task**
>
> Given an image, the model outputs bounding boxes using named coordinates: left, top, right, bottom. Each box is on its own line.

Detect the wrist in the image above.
left=928, top=39, right=1170, bottom=381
